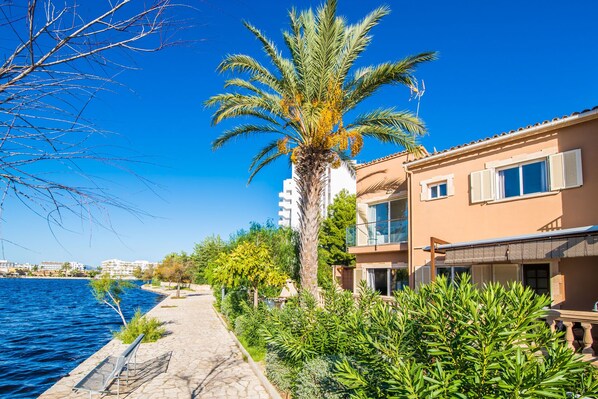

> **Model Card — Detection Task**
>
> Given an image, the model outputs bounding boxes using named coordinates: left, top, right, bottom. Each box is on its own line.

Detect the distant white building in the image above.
left=0, top=260, right=17, bottom=273
left=278, top=164, right=356, bottom=229
left=39, top=261, right=84, bottom=272
left=101, top=259, right=158, bottom=278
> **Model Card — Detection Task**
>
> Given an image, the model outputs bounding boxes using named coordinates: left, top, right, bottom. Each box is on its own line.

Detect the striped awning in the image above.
left=440, top=226, right=598, bottom=264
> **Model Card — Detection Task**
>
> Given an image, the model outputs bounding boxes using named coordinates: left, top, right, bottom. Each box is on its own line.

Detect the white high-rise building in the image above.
left=278, top=164, right=356, bottom=229
left=101, top=259, right=158, bottom=278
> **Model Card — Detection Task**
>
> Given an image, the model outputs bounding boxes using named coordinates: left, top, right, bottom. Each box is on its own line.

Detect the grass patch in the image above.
left=239, top=336, right=266, bottom=362
left=114, top=309, right=166, bottom=343
left=161, top=305, right=177, bottom=308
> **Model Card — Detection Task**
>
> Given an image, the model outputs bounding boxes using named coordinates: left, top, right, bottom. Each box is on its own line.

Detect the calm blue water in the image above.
left=0, top=278, right=163, bottom=398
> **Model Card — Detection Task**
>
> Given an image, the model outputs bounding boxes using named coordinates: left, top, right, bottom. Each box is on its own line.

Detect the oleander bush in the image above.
left=114, top=309, right=166, bottom=344
left=263, top=285, right=379, bottom=396
left=336, top=276, right=598, bottom=399
left=234, top=302, right=268, bottom=350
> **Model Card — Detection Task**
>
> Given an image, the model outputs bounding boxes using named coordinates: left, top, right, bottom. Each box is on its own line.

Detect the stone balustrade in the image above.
left=545, top=309, right=598, bottom=362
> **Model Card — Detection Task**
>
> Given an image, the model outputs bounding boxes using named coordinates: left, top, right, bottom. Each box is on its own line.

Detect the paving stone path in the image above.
left=39, top=285, right=271, bottom=399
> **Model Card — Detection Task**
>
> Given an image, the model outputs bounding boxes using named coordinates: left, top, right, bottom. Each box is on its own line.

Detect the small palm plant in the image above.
left=207, top=0, right=436, bottom=296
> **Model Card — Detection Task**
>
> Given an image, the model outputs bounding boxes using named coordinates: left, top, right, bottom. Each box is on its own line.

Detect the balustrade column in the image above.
left=580, top=323, right=594, bottom=356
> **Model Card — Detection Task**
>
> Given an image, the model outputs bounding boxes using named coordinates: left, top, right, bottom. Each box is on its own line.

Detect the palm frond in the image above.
left=347, top=108, right=426, bottom=136
left=243, top=22, right=298, bottom=96
left=344, top=52, right=438, bottom=109
left=218, top=54, right=282, bottom=93
left=248, top=150, right=286, bottom=184
left=356, top=125, right=420, bottom=152
left=335, top=5, right=390, bottom=83
left=212, top=124, right=285, bottom=150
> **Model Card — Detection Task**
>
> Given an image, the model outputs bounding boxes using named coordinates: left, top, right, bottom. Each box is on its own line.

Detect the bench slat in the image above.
left=73, top=334, right=145, bottom=395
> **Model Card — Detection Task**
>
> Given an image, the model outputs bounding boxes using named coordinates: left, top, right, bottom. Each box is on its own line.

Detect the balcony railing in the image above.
left=346, top=218, right=408, bottom=247
left=545, top=309, right=598, bottom=362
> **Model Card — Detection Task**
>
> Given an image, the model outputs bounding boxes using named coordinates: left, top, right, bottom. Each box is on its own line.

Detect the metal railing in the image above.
left=346, top=218, right=408, bottom=247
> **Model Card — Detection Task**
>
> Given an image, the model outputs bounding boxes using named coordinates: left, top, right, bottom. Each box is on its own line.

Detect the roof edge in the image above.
left=423, top=225, right=598, bottom=252
left=356, top=146, right=429, bottom=169
left=405, top=106, right=598, bottom=169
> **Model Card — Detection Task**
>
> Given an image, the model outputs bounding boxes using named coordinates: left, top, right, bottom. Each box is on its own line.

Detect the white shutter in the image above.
left=420, top=182, right=428, bottom=201
left=470, top=169, right=495, bottom=203
left=549, top=149, right=582, bottom=191
left=447, top=175, right=455, bottom=196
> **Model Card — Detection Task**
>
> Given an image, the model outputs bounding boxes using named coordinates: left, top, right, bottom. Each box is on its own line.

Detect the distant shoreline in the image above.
left=17, top=276, right=91, bottom=280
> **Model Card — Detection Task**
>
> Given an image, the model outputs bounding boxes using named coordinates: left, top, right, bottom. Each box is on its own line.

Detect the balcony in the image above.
left=346, top=218, right=408, bottom=248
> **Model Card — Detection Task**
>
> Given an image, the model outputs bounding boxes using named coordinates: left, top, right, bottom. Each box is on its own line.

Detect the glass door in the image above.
left=523, top=264, right=550, bottom=296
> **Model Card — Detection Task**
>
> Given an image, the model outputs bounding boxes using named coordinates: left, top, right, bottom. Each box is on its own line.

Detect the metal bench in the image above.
left=73, top=334, right=145, bottom=399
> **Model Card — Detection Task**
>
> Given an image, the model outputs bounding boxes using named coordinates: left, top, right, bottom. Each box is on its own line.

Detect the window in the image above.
left=471, top=150, right=583, bottom=203
left=429, top=181, right=448, bottom=199
left=420, top=174, right=454, bottom=201
left=367, top=268, right=409, bottom=296
left=367, top=199, right=408, bottom=244
left=497, top=160, right=547, bottom=199
left=436, top=266, right=471, bottom=284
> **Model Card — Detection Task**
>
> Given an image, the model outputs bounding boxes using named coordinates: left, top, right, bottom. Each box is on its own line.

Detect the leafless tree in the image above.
left=0, top=0, right=175, bottom=234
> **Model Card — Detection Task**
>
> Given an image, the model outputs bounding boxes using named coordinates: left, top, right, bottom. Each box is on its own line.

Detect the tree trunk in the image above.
left=295, top=150, right=328, bottom=297
left=253, top=287, right=259, bottom=308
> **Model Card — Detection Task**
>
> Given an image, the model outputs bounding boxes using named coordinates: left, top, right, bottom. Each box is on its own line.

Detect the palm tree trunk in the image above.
left=295, top=151, right=327, bottom=297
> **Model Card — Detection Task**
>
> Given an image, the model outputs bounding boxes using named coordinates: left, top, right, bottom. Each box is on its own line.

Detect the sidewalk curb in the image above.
left=212, top=306, right=283, bottom=399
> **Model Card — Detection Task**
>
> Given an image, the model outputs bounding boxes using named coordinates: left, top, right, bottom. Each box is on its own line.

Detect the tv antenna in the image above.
left=408, top=79, right=426, bottom=117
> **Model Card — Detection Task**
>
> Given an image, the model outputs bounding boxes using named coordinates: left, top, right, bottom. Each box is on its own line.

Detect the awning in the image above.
left=431, top=225, right=598, bottom=264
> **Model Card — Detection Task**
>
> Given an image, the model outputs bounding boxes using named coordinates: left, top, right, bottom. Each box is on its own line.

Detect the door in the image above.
left=523, top=264, right=550, bottom=296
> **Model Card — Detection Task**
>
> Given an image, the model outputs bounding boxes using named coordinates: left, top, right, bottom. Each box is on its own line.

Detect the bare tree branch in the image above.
left=0, top=0, right=178, bottom=236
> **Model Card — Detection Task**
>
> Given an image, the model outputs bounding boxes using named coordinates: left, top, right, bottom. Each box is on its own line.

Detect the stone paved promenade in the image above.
left=40, top=285, right=270, bottom=399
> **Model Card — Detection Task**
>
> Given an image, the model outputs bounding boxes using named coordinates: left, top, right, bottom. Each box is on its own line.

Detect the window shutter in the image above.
left=470, top=169, right=495, bottom=203
left=549, top=153, right=565, bottom=190
left=550, top=273, right=565, bottom=306
left=420, top=182, right=428, bottom=201
left=549, top=149, right=582, bottom=190
left=447, top=175, right=455, bottom=196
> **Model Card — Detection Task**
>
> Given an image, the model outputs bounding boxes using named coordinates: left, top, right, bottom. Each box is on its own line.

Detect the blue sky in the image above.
left=3, top=0, right=597, bottom=266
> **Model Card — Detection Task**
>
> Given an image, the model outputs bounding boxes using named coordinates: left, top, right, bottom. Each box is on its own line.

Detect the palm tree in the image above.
left=207, top=0, right=436, bottom=296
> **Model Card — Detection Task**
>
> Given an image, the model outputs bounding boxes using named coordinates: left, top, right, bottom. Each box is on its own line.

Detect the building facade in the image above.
left=101, top=259, right=158, bottom=278
left=278, top=164, right=356, bottom=229
left=346, top=106, right=598, bottom=312
left=39, top=261, right=85, bottom=272
left=346, top=151, right=420, bottom=294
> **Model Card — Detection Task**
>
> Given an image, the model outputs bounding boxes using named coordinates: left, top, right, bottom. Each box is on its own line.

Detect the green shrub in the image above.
left=114, top=309, right=166, bottom=344
left=294, top=356, right=346, bottom=399
left=263, top=284, right=380, bottom=369
left=151, top=277, right=161, bottom=287
left=265, top=351, right=296, bottom=395
left=221, top=288, right=250, bottom=324
left=234, top=303, right=268, bottom=350
left=336, top=276, right=598, bottom=398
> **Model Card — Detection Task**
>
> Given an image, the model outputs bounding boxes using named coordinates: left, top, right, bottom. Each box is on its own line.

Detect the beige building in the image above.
left=347, top=106, right=598, bottom=313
